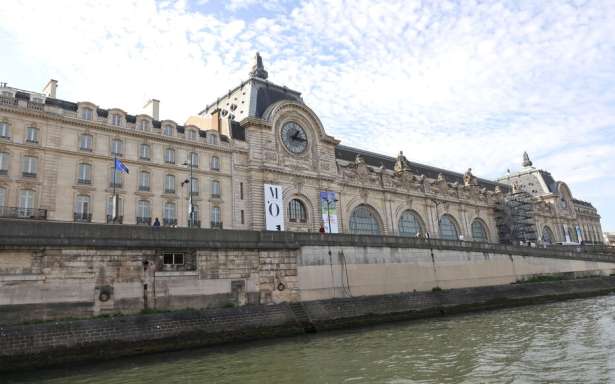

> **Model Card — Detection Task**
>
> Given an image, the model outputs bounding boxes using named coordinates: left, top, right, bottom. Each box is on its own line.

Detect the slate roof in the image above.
left=335, top=145, right=508, bottom=191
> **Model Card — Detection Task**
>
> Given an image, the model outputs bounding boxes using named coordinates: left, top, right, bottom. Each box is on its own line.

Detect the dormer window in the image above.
left=163, top=125, right=174, bottom=136
left=207, top=134, right=217, bottom=145
left=138, top=120, right=149, bottom=131
left=82, top=108, right=94, bottom=121
left=111, top=113, right=122, bottom=127
left=187, top=129, right=197, bottom=140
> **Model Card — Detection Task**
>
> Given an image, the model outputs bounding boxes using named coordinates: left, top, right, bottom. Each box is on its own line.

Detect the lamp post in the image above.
left=183, top=154, right=194, bottom=228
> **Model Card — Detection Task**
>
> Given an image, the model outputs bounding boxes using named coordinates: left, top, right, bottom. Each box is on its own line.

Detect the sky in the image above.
left=1, top=0, right=614, bottom=231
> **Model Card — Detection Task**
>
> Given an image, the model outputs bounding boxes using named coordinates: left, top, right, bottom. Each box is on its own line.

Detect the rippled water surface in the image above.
left=6, top=295, right=615, bottom=384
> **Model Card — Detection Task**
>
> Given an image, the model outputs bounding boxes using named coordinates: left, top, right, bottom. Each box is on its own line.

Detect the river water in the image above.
left=6, top=295, right=615, bottom=384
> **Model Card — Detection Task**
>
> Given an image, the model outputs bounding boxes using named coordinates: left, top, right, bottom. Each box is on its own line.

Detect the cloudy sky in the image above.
left=1, top=0, right=614, bottom=230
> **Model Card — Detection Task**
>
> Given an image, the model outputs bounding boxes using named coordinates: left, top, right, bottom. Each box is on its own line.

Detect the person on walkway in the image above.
left=319, top=224, right=326, bottom=234
left=153, top=217, right=160, bottom=228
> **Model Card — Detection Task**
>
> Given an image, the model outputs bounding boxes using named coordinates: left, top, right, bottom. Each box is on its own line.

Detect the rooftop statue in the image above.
left=464, top=168, right=478, bottom=186
left=394, top=151, right=411, bottom=174
left=249, top=52, right=268, bottom=80
left=522, top=151, right=533, bottom=167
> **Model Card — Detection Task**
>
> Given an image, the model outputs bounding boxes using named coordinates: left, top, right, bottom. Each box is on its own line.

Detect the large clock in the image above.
left=281, top=122, right=308, bottom=154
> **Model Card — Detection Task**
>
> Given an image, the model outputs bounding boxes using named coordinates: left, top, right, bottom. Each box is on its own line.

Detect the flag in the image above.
left=114, top=159, right=129, bottom=174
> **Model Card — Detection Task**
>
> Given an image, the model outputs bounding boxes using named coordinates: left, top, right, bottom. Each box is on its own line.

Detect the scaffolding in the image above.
left=495, top=191, right=537, bottom=245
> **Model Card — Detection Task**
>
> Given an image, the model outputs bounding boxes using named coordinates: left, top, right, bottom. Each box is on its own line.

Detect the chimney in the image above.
left=211, top=109, right=221, bottom=133
left=143, top=99, right=160, bottom=120
left=43, top=79, right=58, bottom=98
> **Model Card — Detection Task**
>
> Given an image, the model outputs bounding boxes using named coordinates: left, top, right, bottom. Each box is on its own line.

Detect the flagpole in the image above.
left=112, top=154, right=117, bottom=223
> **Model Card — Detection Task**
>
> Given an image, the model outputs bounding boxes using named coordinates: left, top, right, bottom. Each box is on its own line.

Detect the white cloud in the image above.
left=1, top=0, right=614, bottom=229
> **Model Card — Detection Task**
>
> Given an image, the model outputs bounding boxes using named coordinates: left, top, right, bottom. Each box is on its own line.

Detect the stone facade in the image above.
left=0, top=55, right=602, bottom=242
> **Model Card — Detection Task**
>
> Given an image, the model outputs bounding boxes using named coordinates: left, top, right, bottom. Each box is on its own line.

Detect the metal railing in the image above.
left=77, top=179, right=91, bottom=185
left=0, top=206, right=47, bottom=220
left=27, top=101, right=44, bottom=111
left=106, top=215, right=123, bottom=224
left=163, top=218, right=178, bottom=227
left=211, top=221, right=223, bottom=229
left=138, top=185, right=150, bottom=192
left=136, top=217, right=152, bottom=225
left=164, top=189, right=175, bottom=194
left=0, top=96, right=18, bottom=106
left=73, top=212, right=92, bottom=222
left=22, top=172, right=37, bottom=178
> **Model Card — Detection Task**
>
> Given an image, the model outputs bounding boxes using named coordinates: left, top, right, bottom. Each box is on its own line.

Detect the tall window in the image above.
left=542, top=226, right=555, bottom=244
left=81, top=108, right=93, bottom=121
left=105, top=196, right=124, bottom=223
left=240, top=182, right=244, bottom=200
left=26, top=127, right=39, bottom=143
left=187, top=129, right=197, bottom=140
left=0, top=122, right=9, bottom=138
left=439, top=214, right=459, bottom=240
left=110, top=167, right=123, bottom=187
left=111, top=113, right=122, bottom=127
left=80, top=134, right=93, bottom=151
left=137, top=200, right=151, bottom=224
left=164, top=174, right=175, bottom=193
left=349, top=204, right=381, bottom=235
left=0, top=152, right=8, bottom=175
left=111, top=139, right=123, bottom=156
left=189, top=204, right=199, bottom=226
left=471, top=219, right=488, bottom=242
left=164, top=148, right=175, bottom=164
left=18, top=190, right=34, bottom=216
left=190, top=177, right=199, bottom=195
left=139, top=144, right=150, bottom=160
left=163, top=201, right=176, bottom=226
left=210, top=156, right=220, bottom=170
left=211, top=206, right=221, bottom=225
left=22, top=156, right=37, bottom=177
left=163, top=124, right=173, bottom=136
left=78, top=163, right=92, bottom=184
left=74, top=195, right=91, bottom=221
left=211, top=180, right=221, bottom=198
left=139, top=171, right=150, bottom=191
left=189, top=152, right=199, bottom=167
left=0, top=187, right=5, bottom=207
left=207, top=134, right=217, bottom=145
left=398, top=210, right=423, bottom=237
left=288, top=199, right=307, bottom=223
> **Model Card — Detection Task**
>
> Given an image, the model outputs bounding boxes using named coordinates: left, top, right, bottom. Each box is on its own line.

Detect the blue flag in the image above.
left=115, top=159, right=129, bottom=174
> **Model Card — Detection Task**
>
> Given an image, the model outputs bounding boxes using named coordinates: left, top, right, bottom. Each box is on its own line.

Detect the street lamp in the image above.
left=182, top=154, right=194, bottom=228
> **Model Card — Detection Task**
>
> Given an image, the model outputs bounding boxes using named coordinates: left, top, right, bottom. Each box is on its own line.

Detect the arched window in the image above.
left=288, top=199, right=307, bottom=223
left=349, top=204, right=381, bottom=235
left=398, top=210, right=423, bottom=236
left=187, top=129, right=197, bottom=140
left=542, top=226, right=555, bottom=244
left=210, top=156, right=220, bottom=170
left=471, top=219, right=488, bottom=242
left=164, top=148, right=175, bottom=164
left=163, top=124, right=174, bottom=136
left=439, top=214, right=459, bottom=240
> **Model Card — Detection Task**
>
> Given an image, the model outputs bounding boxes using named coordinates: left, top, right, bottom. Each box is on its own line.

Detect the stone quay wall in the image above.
left=1, top=219, right=615, bottom=326
left=2, top=277, right=615, bottom=371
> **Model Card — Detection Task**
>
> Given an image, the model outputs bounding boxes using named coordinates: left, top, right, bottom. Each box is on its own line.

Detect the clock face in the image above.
left=281, top=122, right=308, bottom=154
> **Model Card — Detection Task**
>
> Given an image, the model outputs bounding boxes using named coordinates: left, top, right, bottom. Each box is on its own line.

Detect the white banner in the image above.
left=264, top=184, right=284, bottom=231
left=320, top=191, right=339, bottom=233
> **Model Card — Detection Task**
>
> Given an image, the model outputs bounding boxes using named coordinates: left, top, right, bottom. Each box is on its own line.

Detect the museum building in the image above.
left=0, top=54, right=603, bottom=244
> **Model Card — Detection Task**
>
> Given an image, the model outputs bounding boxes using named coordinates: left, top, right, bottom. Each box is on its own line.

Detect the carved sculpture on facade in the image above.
left=394, top=151, right=411, bottom=174
left=522, top=151, right=533, bottom=167
left=249, top=52, right=268, bottom=79
left=464, top=168, right=478, bottom=186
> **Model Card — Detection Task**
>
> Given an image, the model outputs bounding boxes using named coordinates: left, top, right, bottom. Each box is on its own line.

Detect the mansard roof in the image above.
left=335, top=145, right=508, bottom=191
